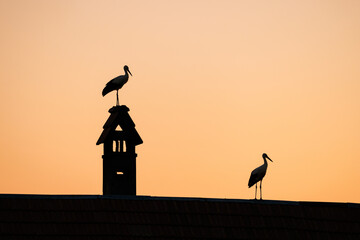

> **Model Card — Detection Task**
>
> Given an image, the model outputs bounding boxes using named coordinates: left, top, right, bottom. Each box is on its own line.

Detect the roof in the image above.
left=1, top=194, right=359, bottom=239
left=97, top=105, right=143, bottom=146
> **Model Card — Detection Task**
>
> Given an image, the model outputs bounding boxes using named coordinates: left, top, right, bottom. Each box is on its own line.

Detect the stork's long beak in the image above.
left=128, top=69, right=132, bottom=76
left=266, top=156, right=273, bottom=162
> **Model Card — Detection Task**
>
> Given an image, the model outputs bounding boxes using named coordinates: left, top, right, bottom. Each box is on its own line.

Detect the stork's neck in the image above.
left=263, top=157, right=268, bottom=165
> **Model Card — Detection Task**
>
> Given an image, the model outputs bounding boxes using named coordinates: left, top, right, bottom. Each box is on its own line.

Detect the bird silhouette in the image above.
left=248, top=153, right=273, bottom=200
left=102, top=65, right=132, bottom=106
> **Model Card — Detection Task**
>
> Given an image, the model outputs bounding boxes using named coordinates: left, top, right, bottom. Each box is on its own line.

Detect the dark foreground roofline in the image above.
left=1, top=194, right=360, bottom=239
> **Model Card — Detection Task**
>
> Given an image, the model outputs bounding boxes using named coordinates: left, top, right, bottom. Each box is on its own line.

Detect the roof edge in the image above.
left=0, top=194, right=359, bottom=207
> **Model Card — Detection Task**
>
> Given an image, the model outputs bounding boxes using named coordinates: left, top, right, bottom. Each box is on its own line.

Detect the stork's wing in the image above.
left=248, top=172, right=259, bottom=188
left=248, top=164, right=267, bottom=188
left=102, top=77, right=121, bottom=96
left=102, top=75, right=128, bottom=97
left=102, top=84, right=114, bottom=96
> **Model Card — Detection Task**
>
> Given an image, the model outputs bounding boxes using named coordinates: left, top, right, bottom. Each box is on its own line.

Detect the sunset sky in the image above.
left=1, top=0, right=360, bottom=203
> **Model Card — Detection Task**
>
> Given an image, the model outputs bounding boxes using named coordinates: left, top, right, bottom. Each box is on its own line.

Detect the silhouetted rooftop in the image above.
left=1, top=194, right=359, bottom=239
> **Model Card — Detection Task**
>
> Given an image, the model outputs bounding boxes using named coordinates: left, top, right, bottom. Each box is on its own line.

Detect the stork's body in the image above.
left=102, top=65, right=132, bottom=106
left=248, top=153, right=273, bottom=200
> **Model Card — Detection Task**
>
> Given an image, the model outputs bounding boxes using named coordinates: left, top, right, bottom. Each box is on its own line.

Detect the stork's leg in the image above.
left=260, top=180, right=262, bottom=200
left=116, top=90, right=119, bottom=106
left=255, top=183, right=257, bottom=200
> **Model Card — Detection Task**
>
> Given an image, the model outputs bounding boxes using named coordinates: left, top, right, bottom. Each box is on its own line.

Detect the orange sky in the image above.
left=1, top=0, right=360, bottom=203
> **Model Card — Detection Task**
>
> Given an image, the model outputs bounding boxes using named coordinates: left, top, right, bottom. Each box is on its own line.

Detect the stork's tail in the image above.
left=248, top=177, right=256, bottom=188
left=102, top=85, right=112, bottom=97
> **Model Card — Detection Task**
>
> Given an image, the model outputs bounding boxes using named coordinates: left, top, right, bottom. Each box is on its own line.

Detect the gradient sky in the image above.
left=1, top=0, right=360, bottom=203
